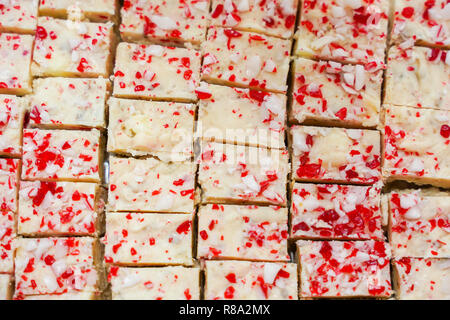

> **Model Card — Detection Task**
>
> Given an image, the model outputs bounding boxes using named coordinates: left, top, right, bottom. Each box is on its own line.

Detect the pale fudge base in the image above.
left=110, top=266, right=200, bottom=300
left=0, top=274, right=12, bottom=300
left=0, top=94, right=26, bottom=157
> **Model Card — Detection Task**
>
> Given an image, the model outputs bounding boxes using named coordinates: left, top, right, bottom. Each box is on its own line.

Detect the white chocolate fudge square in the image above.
left=108, top=98, right=194, bottom=161
left=0, top=158, right=19, bottom=213
left=391, top=0, right=450, bottom=49
left=0, top=0, right=38, bottom=34
left=0, top=210, right=15, bottom=273
left=109, top=266, right=200, bottom=300
left=197, top=142, right=289, bottom=206
left=210, top=0, right=298, bottom=39
left=393, top=257, right=450, bottom=300
left=291, top=183, right=383, bottom=240
left=14, top=237, right=103, bottom=298
left=30, top=78, right=110, bottom=129
left=32, top=17, right=114, bottom=78
left=382, top=105, right=450, bottom=187
left=291, top=126, right=381, bottom=184
left=22, top=129, right=102, bottom=183
left=291, top=58, right=382, bottom=127
left=0, top=33, right=33, bottom=95
left=297, top=240, right=392, bottom=298
left=113, top=43, right=200, bottom=102
left=103, top=212, right=193, bottom=266
left=0, top=94, right=26, bottom=157
left=108, top=157, right=195, bottom=214
left=0, top=274, right=12, bottom=300
left=294, top=0, right=389, bottom=65
left=197, top=82, right=286, bottom=149
left=201, top=26, right=291, bottom=93
left=388, top=190, right=450, bottom=258
left=384, top=46, right=450, bottom=110
left=18, top=181, right=104, bottom=237
left=120, top=0, right=209, bottom=45
left=204, top=260, right=297, bottom=300
left=197, top=204, right=289, bottom=261
left=39, top=0, right=117, bottom=22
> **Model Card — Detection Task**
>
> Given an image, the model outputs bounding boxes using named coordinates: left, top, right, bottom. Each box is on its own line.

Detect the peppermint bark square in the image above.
left=109, top=266, right=200, bottom=300
left=32, top=17, right=114, bottom=77
left=197, top=142, right=289, bottom=206
left=0, top=95, right=26, bottom=157
left=201, top=26, right=291, bottom=93
left=0, top=33, right=33, bottom=95
left=22, top=129, right=102, bottom=183
left=197, top=204, right=289, bottom=261
left=290, top=125, right=381, bottom=184
left=108, top=98, right=194, bottom=161
left=18, top=181, right=105, bottom=237
left=120, top=0, right=209, bottom=45
left=0, top=274, right=12, bottom=300
left=294, top=0, right=389, bottom=65
left=0, top=158, right=19, bottom=213
left=29, top=77, right=110, bottom=129
left=103, top=212, right=193, bottom=266
left=382, top=105, right=450, bottom=187
left=197, top=82, right=286, bottom=149
left=108, top=157, right=195, bottom=214
left=210, top=0, right=298, bottom=39
left=0, top=210, right=15, bottom=274
left=290, top=183, right=383, bottom=240
left=384, top=46, right=449, bottom=111
left=291, top=57, right=382, bottom=127
left=0, top=0, right=38, bottom=34
left=14, top=237, right=104, bottom=299
left=204, top=260, right=297, bottom=300
left=388, top=189, right=450, bottom=258
left=391, top=0, right=450, bottom=49
left=393, top=257, right=450, bottom=300
left=39, top=0, right=118, bottom=22
left=297, top=240, right=392, bottom=298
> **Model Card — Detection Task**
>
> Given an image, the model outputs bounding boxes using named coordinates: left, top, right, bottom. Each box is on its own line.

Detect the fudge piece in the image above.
left=297, top=240, right=392, bottom=298
left=103, top=212, right=193, bottom=266
left=30, top=77, right=110, bottom=129
left=14, top=237, right=103, bottom=298
left=197, top=82, right=286, bottom=149
left=204, top=260, right=297, bottom=300
left=0, top=274, right=12, bottom=300
left=0, top=158, right=19, bottom=213
left=18, top=181, right=105, bottom=236
left=108, top=98, right=194, bottom=161
left=291, top=183, right=383, bottom=240
left=291, top=125, right=381, bottom=184
left=291, top=57, right=382, bottom=127
left=388, top=190, right=450, bottom=258
left=201, top=26, right=291, bottom=93
left=382, top=105, right=450, bottom=187
left=393, top=257, right=450, bottom=300
left=210, top=0, right=298, bottom=39
left=0, top=210, right=15, bottom=273
left=108, top=157, right=195, bottom=214
left=109, top=266, right=200, bottom=300
left=294, top=0, right=389, bottom=65
left=0, top=0, right=38, bottom=34
left=39, top=0, right=117, bottom=22
left=384, top=46, right=449, bottom=111
left=197, top=204, right=289, bottom=261
left=22, top=129, right=102, bottom=183
left=32, top=17, right=114, bottom=78
left=0, top=94, right=26, bottom=157
left=120, top=0, right=209, bottom=45
left=0, top=33, right=33, bottom=95
left=391, top=0, right=450, bottom=49
left=197, top=142, right=289, bottom=206
left=113, top=43, right=200, bottom=102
